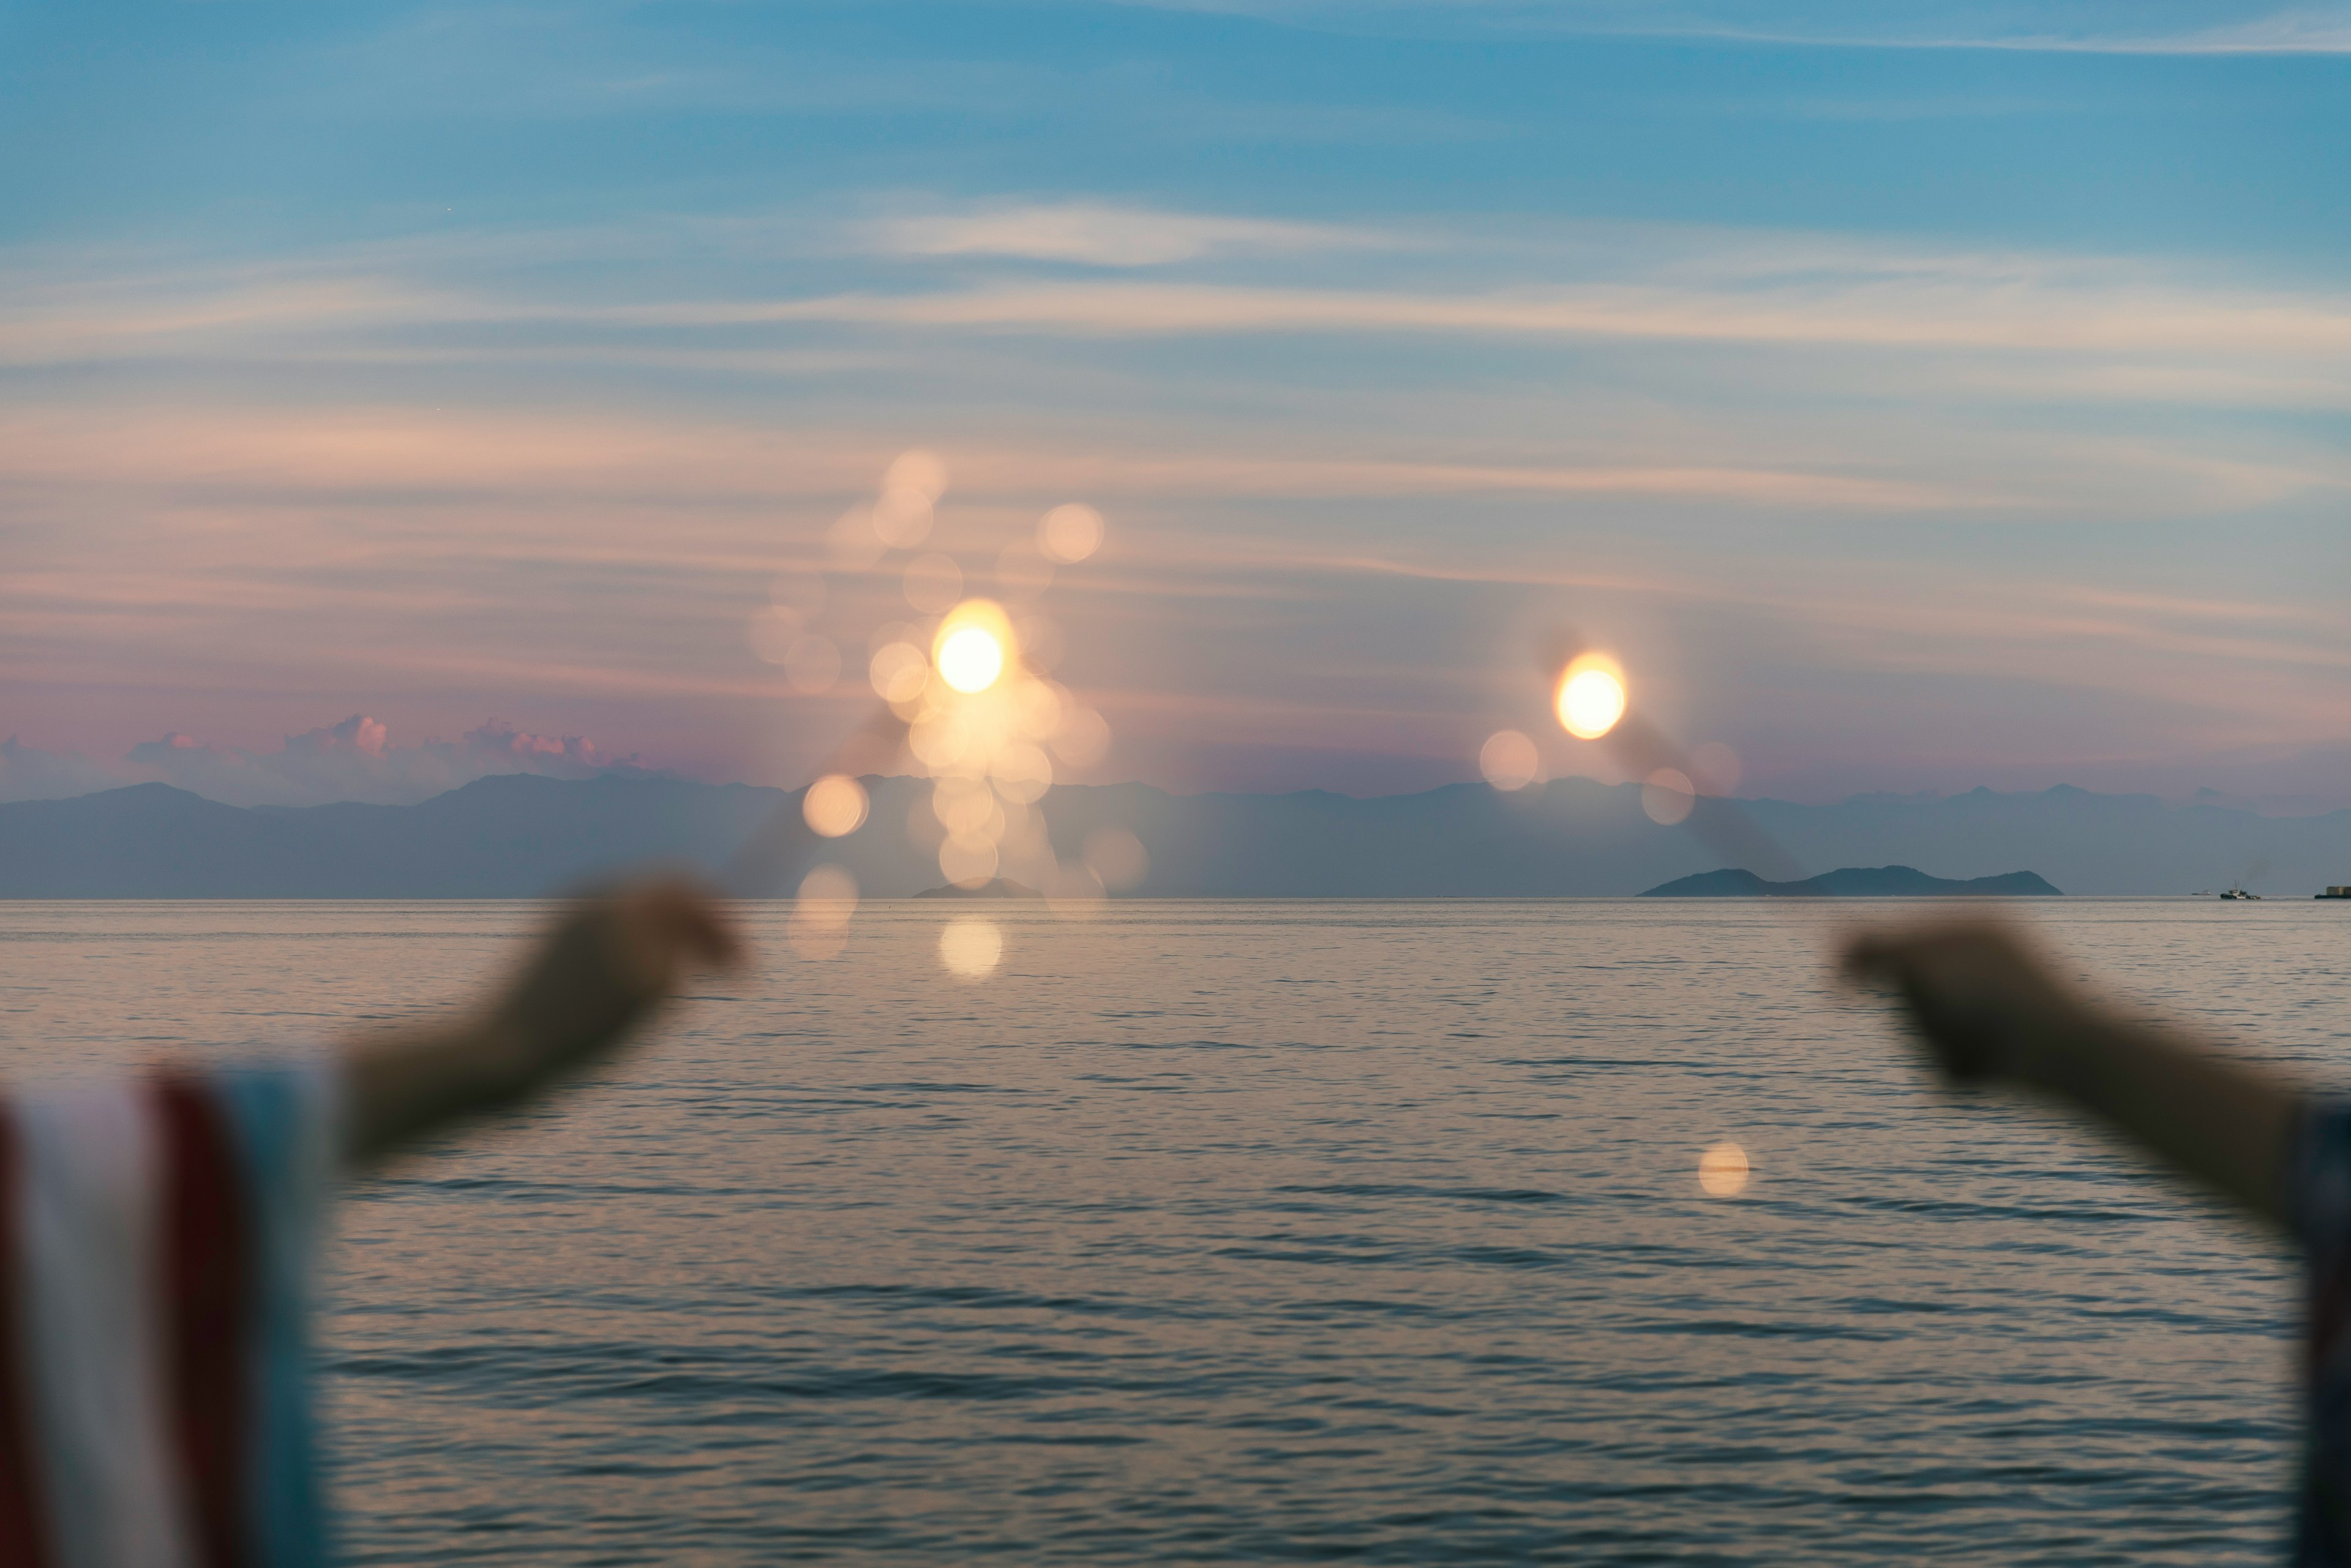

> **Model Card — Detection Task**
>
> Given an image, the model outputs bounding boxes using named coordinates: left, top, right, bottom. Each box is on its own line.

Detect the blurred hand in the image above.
left=487, top=877, right=745, bottom=1081
left=1841, top=922, right=2077, bottom=1088
left=346, top=877, right=743, bottom=1164
left=1841, top=918, right=2300, bottom=1227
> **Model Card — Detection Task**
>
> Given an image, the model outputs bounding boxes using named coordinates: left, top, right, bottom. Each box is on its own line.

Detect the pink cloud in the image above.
left=86, top=715, right=655, bottom=807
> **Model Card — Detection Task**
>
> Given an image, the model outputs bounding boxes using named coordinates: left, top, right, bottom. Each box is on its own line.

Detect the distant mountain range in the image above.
left=1642, top=866, right=2061, bottom=898
left=1, top=774, right=2345, bottom=899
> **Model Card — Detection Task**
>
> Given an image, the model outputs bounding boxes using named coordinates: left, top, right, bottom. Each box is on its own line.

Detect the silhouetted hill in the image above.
left=1643, top=866, right=2062, bottom=897
left=2, top=775, right=2345, bottom=898
left=0, top=775, right=777, bottom=897
left=913, top=879, right=1044, bottom=899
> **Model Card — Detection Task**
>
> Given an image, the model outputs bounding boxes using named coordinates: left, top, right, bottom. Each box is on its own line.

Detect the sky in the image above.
left=2, top=0, right=2346, bottom=811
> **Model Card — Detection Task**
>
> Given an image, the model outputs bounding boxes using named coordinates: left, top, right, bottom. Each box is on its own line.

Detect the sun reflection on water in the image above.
left=939, top=918, right=1003, bottom=978
left=787, top=865, right=858, bottom=960
left=1698, top=1142, right=1750, bottom=1198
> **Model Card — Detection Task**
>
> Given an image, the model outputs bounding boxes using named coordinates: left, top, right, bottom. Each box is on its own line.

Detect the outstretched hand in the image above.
left=1841, top=918, right=2300, bottom=1230
left=345, top=878, right=743, bottom=1165
left=1842, top=921, right=2082, bottom=1088
left=484, top=878, right=744, bottom=1079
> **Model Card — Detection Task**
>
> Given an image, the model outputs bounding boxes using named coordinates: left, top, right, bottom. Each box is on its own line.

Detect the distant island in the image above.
left=1641, top=865, right=2062, bottom=898
left=913, top=879, right=1044, bottom=900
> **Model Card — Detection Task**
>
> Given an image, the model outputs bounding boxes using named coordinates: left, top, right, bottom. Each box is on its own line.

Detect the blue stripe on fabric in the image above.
left=212, top=1065, right=334, bottom=1568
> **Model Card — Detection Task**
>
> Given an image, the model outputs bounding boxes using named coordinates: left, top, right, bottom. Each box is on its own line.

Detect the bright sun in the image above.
left=1555, top=656, right=1627, bottom=740
left=936, top=624, right=1006, bottom=694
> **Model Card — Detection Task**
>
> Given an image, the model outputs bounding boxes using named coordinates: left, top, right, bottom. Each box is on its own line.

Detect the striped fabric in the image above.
left=0, top=1064, right=338, bottom=1568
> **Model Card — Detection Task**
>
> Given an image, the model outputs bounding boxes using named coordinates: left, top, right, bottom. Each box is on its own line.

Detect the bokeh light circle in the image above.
left=787, top=865, right=858, bottom=961
left=885, top=448, right=948, bottom=503
left=784, top=635, right=842, bottom=695
left=746, top=605, right=803, bottom=664
left=902, top=552, right=964, bottom=613
left=1698, top=1142, right=1750, bottom=1198
left=803, top=774, right=869, bottom=838
left=1082, top=826, right=1150, bottom=891
left=869, top=641, right=930, bottom=703
left=1479, top=729, right=1540, bottom=791
left=872, top=487, right=934, bottom=549
left=939, top=836, right=1000, bottom=888
left=1051, top=705, right=1110, bottom=767
left=939, top=918, right=1003, bottom=979
left=1641, top=767, right=1696, bottom=826
left=1038, top=503, right=1104, bottom=564
left=1689, top=741, right=1742, bottom=797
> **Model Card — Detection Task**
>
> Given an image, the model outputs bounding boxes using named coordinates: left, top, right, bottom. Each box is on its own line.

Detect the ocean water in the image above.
left=7, top=898, right=2350, bottom=1564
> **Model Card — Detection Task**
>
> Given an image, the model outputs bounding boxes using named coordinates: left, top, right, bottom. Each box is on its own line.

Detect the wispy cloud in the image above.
left=5, top=203, right=2345, bottom=801
left=1122, top=1, right=2351, bottom=54
left=12, top=220, right=2351, bottom=381
left=864, top=202, right=1400, bottom=268
left=666, top=272, right=2351, bottom=359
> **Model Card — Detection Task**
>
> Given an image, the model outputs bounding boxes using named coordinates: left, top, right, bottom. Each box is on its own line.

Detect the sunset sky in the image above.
left=5, top=1, right=2347, bottom=809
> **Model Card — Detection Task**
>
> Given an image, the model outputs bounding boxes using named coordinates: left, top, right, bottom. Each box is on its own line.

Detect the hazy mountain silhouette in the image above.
left=1641, top=866, right=2061, bottom=897
left=913, top=879, right=1045, bottom=900
left=2, top=775, right=2346, bottom=898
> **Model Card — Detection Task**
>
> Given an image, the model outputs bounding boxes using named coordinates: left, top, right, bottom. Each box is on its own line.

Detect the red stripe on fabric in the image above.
left=0, top=1107, right=54, bottom=1567
left=154, top=1073, right=252, bottom=1568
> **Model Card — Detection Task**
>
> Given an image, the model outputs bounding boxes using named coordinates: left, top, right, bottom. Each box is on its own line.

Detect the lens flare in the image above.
left=827, top=506, right=887, bottom=571
left=787, top=865, right=858, bottom=960
left=1479, top=729, right=1540, bottom=791
left=995, top=541, right=1054, bottom=600
left=1698, top=1142, right=1750, bottom=1198
left=931, top=775, right=1001, bottom=838
left=990, top=741, right=1054, bottom=805
left=784, top=635, right=842, bottom=695
left=939, top=836, right=999, bottom=888
left=1083, top=827, right=1149, bottom=892
left=1011, top=677, right=1063, bottom=738
left=1051, top=704, right=1110, bottom=767
left=1048, top=859, right=1107, bottom=915
left=1038, top=503, right=1104, bottom=564
left=746, top=605, right=803, bottom=665
left=803, top=774, right=869, bottom=838
left=884, top=448, right=948, bottom=503
left=869, top=641, right=929, bottom=703
left=992, top=800, right=1052, bottom=882
left=903, top=552, right=964, bottom=613
left=934, top=600, right=1014, bottom=694
left=939, top=918, right=1002, bottom=979
left=1016, top=613, right=1066, bottom=673
left=872, top=487, right=934, bottom=549
left=1555, top=655, right=1627, bottom=740
left=1641, top=767, right=1695, bottom=826
left=938, top=628, right=1003, bottom=694
left=1689, top=741, right=1742, bottom=796
left=769, top=571, right=826, bottom=616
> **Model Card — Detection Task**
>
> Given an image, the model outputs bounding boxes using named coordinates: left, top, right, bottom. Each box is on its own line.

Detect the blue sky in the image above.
left=2, top=1, right=2345, bottom=808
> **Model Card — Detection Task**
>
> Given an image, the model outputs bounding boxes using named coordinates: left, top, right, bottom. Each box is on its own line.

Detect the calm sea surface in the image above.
left=6, top=899, right=2350, bottom=1564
